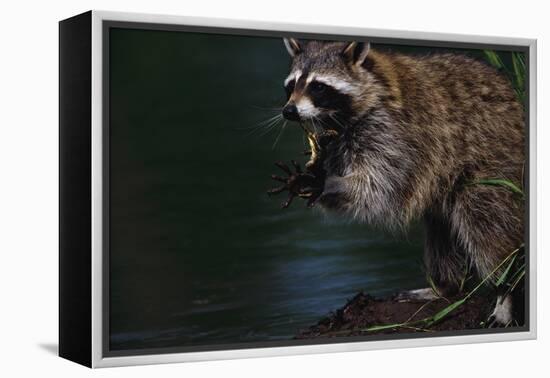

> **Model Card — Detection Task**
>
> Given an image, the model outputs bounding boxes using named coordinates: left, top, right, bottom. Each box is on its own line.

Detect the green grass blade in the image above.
left=468, top=179, right=524, bottom=197
left=483, top=50, right=504, bottom=69
left=430, top=299, right=465, bottom=324
left=426, top=275, right=442, bottom=297
left=509, top=270, right=526, bottom=292
left=495, top=255, right=517, bottom=287
left=366, top=323, right=403, bottom=332
left=513, top=52, right=526, bottom=73
left=507, top=262, right=526, bottom=283
left=484, top=50, right=525, bottom=104
left=465, top=246, right=522, bottom=300
left=515, top=90, right=525, bottom=104
left=512, top=52, right=525, bottom=91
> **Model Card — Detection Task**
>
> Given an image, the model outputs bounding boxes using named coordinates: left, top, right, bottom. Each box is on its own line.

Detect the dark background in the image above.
left=108, top=28, right=519, bottom=351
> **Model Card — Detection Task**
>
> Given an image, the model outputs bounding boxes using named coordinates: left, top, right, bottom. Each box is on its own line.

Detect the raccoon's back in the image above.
left=390, top=52, right=524, bottom=175
left=394, top=53, right=520, bottom=119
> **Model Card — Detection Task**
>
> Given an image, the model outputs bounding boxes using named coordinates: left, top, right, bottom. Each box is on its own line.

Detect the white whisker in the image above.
left=242, top=113, right=284, bottom=138
left=272, top=121, right=288, bottom=149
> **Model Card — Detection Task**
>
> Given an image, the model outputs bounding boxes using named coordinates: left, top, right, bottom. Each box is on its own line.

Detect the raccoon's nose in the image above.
left=282, top=104, right=300, bottom=121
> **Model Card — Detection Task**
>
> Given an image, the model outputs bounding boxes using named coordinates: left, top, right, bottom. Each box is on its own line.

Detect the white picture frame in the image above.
left=59, top=10, right=537, bottom=368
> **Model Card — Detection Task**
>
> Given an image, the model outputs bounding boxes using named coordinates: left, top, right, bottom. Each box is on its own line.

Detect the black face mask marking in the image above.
left=284, top=80, right=295, bottom=99
left=307, top=80, right=353, bottom=117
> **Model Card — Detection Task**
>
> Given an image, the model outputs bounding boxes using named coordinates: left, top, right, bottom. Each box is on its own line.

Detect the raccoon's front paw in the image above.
left=395, top=288, right=440, bottom=302
left=267, top=160, right=323, bottom=208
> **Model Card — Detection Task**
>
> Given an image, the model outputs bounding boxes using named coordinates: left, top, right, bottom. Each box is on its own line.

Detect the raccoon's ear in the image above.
left=341, top=41, right=371, bottom=67
left=283, top=38, right=302, bottom=57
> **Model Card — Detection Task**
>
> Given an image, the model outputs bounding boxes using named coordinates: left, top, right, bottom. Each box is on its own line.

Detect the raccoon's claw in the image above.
left=274, top=161, right=292, bottom=175
left=267, top=160, right=321, bottom=208
left=271, top=174, right=287, bottom=183
left=290, top=159, right=302, bottom=173
left=267, top=185, right=286, bottom=195
left=282, top=192, right=296, bottom=208
left=297, top=187, right=323, bottom=207
left=306, top=194, right=321, bottom=208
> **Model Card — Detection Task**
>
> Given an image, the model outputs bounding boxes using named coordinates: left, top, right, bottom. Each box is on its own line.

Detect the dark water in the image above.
left=109, top=29, right=427, bottom=351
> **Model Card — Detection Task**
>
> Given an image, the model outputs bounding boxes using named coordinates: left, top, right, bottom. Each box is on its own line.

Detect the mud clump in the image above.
left=296, top=292, right=495, bottom=339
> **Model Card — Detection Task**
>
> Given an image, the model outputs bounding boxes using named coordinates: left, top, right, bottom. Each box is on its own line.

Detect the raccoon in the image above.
left=278, top=38, right=525, bottom=325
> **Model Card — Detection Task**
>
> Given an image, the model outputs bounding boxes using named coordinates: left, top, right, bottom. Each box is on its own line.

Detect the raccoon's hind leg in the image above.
left=422, top=212, right=468, bottom=298
left=396, top=213, right=467, bottom=302
left=451, top=184, right=524, bottom=326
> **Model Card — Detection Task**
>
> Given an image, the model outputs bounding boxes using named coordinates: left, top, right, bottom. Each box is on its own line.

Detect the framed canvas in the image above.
left=59, top=10, right=537, bottom=368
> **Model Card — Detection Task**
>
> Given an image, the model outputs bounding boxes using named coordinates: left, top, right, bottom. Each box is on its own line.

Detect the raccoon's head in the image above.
left=281, top=38, right=376, bottom=129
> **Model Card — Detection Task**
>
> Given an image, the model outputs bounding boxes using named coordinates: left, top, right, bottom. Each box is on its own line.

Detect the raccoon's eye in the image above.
left=309, top=81, right=328, bottom=95
left=284, top=80, right=295, bottom=98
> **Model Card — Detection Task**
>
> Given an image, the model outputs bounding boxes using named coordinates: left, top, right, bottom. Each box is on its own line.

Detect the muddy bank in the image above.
left=296, top=291, right=496, bottom=339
